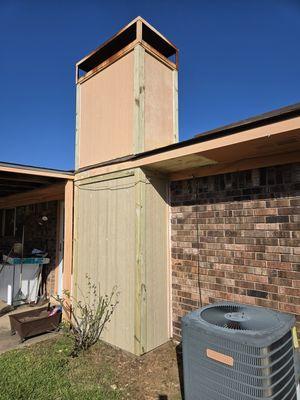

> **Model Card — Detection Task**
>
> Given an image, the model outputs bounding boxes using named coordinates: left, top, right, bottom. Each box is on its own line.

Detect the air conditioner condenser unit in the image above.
left=182, top=302, right=297, bottom=400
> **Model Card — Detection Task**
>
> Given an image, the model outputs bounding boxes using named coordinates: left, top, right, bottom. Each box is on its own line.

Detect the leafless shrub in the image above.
left=54, top=275, right=119, bottom=357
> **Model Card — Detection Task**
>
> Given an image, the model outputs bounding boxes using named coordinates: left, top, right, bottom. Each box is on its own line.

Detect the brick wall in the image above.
left=171, top=163, right=300, bottom=340
left=23, top=201, right=58, bottom=296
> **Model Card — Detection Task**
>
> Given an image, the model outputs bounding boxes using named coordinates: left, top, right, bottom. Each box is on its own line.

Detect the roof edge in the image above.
left=76, top=101, right=300, bottom=174
left=194, top=102, right=300, bottom=138
left=0, top=161, right=74, bottom=177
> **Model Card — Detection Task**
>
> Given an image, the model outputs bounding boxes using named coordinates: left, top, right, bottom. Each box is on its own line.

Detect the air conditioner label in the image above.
left=206, top=349, right=234, bottom=366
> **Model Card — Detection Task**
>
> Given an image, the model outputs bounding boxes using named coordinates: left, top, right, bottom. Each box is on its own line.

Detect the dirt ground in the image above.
left=0, top=305, right=183, bottom=399
left=88, top=340, right=183, bottom=400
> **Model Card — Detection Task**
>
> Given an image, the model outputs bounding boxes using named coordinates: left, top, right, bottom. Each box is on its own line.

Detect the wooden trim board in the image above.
left=133, top=45, right=145, bottom=154
left=63, top=180, right=74, bottom=297
left=0, top=165, right=73, bottom=180
left=134, top=168, right=147, bottom=354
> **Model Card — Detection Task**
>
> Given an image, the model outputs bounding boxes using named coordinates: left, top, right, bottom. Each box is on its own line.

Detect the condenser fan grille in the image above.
left=200, top=304, right=280, bottom=332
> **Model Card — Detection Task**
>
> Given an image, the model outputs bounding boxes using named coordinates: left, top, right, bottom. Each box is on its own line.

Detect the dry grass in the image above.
left=0, top=335, right=182, bottom=400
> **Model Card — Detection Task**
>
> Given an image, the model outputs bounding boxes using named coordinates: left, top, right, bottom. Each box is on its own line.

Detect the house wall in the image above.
left=74, top=171, right=136, bottom=353
left=170, top=163, right=300, bottom=340
left=73, top=168, right=169, bottom=355
left=144, top=172, right=170, bottom=351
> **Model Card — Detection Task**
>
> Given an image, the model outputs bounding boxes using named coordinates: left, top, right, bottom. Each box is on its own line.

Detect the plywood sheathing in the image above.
left=73, top=169, right=169, bottom=355
left=144, top=51, right=176, bottom=151
left=78, top=51, right=135, bottom=169
left=76, top=45, right=178, bottom=169
left=76, top=17, right=179, bottom=170
left=73, top=170, right=137, bottom=353
left=143, top=171, right=170, bottom=351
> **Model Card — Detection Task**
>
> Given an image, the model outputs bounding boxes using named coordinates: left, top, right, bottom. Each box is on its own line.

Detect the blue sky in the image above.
left=0, top=0, right=299, bottom=170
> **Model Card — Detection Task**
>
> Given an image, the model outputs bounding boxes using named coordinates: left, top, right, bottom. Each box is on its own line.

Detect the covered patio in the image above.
left=0, top=162, right=73, bottom=311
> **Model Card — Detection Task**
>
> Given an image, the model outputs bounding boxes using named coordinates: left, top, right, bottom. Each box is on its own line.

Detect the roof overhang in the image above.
left=0, top=162, right=74, bottom=180
left=75, top=115, right=300, bottom=182
left=0, top=163, right=73, bottom=203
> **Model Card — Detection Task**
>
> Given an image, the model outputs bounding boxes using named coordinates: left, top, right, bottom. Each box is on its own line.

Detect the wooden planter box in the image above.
left=9, top=305, right=61, bottom=342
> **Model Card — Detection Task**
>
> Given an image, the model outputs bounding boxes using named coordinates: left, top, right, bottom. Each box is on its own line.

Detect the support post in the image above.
left=134, top=168, right=147, bottom=354
left=63, top=180, right=74, bottom=298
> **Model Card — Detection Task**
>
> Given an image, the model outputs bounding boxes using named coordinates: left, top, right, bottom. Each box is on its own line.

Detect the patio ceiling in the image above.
left=0, top=171, right=61, bottom=198
left=0, top=165, right=73, bottom=208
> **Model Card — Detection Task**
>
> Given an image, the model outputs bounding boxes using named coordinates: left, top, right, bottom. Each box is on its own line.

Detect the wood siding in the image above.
left=144, top=52, right=176, bottom=151
left=78, top=52, right=135, bottom=169
left=73, top=168, right=170, bottom=355
left=144, top=173, right=169, bottom=351
left=76, top=42, right=178, bottom=170
left=74, top=172, right=136, bottom=353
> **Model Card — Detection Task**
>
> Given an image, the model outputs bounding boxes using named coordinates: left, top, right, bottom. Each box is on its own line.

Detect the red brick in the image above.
left=171, top=163, right=300, bottom=338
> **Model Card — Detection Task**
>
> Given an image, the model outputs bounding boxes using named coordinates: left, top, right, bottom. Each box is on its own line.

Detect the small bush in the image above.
left=55, top=275, right=119, bottom=357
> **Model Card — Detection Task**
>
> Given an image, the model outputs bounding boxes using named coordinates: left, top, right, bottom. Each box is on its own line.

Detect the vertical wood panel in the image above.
left=78, top=51, right=134, bottom=168
left=144, top=52, right=175, bottom=150
left=144, top=174, right=169, bottom=351
left=74, top=168, right=170, bottom=355
left=134, top=169, right=147, bottom=354
left=74, top=173, right=136, bottom=353
left=172, top=70, right=179, bottom=143
left=75, top=84, right=81, bottom=170
left=133, top=46, right=145, bottom=154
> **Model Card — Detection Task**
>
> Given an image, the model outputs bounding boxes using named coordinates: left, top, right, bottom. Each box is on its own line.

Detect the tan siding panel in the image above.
left=145, top=175, right=169, bottom=350
left=74, top=174, right=136, bottom=353
left=144, top=52, right=175, bottom=151
left=78, top=51, right=134, bottom=168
